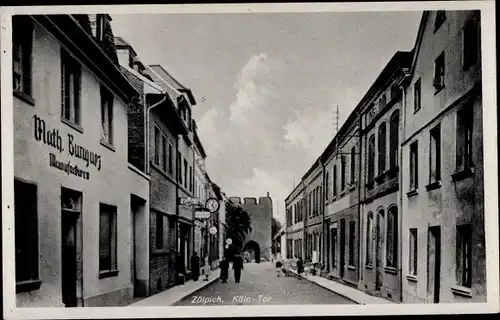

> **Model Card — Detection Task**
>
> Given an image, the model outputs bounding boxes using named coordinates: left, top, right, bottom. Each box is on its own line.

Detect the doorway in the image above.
left=375, top=210, right=385, bottom=291
left=427, top=226, right=441, bottom=303
left=61, top=188, right=83, bottom=308
left=331, top=227, right=337, bottom=271
left=131, top=195, right=146, bottom=297
left=339, top=219, right=345, bottom=278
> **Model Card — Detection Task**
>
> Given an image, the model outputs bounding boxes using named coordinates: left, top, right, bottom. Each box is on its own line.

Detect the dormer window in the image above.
left=434, top=10, right=446, bottom=32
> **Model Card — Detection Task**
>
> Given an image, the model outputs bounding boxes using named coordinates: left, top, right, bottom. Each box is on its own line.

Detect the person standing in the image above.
left=233, top=254, right=244, bottom=283
left=191, top=252, right=200, bottom=281
left=219, top=256, right=229, bottom=283
left=202, top=256, right=211, bottom=281
left=275, top=259, right=282, bottom=277
left=296, top=257, right=304, bottom=278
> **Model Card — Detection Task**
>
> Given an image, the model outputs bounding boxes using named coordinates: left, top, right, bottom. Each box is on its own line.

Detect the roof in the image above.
left=149, top=65, right=197, bottom=105
left=409, top=11, right=430, bottom=78
left=33, top=15, right=138, bottom=104
left=194, top=129, right=207, bottom=159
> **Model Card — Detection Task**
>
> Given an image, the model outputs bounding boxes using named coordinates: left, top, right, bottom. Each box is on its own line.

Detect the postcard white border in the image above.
left=2, top=1, right=498, bottom=319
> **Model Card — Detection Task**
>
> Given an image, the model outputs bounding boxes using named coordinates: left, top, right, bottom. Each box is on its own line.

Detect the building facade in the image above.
left=13, top=14, right=149, bottom=307
left=357, top=51, right=413, bottom=302
left=285, top=180, right=305, bottom=260
left=303, top=161, right=324, bottom=265
left=401, top=10, right=485, bottom=303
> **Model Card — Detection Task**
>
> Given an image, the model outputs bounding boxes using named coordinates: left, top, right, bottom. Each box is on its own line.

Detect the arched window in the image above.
left=390, top=111, right=400, bottom=169
left=378, top=123, right=387, bottom=175
left=386, top=206, right=398, bottom=268
left=366, top=213, right=373, bottom=265
left=368, top=135, right=376, bottom=182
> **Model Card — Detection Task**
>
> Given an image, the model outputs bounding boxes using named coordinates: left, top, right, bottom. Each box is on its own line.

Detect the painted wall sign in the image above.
left=33, top=115, right=103, bottom=179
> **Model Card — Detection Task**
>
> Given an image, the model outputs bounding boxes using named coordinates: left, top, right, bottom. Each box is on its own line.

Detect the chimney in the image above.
left=267, top=192, right=270, bottom=197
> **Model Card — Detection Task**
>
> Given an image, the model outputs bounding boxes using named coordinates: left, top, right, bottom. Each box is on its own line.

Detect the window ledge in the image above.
left=61, top=117, right=84, bottom=134
left=339, top=191, right=346, bottom=198
left=16, top=279, right=42, bottom=293
left=99, top=269, right=119, bottom=279
left=384, top=266, right=398, bottom=275
left=406, top=274, right=418, bottom=283
left=426, top=180, right=442, bottom=191
left=332, top=196, right=337, bottom=201
left=452, top=167, right=475, bottom=182
left=13, top=90, right=35, bottom=106
left=347, top=265, right=356, bottom=271
left=406, top=189, right=418, bottom=197
left=100, top=139, right=116, bottom=152
left=434, top=85, right=445, bottom=95
left=450, top=285, right=472, bottom=298
left=365, top=264, right=373, bottom=270
left=413, top=106, right=421, bottom=114
left=348, top=184, right=357, bottom=191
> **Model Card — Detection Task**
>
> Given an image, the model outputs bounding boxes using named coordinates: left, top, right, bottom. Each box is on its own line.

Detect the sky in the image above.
left=111, top=11, right=422, bottom=223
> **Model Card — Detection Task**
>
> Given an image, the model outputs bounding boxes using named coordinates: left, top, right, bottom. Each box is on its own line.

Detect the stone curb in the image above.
left=170, top=273, right=221, bottom=306
left=289, top=269, right=364, bottom=305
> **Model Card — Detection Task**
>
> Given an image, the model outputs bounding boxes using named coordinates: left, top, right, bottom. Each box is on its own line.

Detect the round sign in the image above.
left=226, top=238, right=232, bottom=245
left=205, top=198, right=220, bottom=213
left=209, top=226, right=217, bottom=235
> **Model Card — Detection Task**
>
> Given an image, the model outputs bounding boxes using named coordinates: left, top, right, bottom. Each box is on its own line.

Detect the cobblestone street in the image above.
left=174, top=262, right=356, bottom=306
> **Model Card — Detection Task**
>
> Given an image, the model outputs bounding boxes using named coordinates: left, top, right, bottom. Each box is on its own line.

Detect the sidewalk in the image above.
left=289, top=268, right=395, bottom=305
left=128, top=269, right=220, bottom=307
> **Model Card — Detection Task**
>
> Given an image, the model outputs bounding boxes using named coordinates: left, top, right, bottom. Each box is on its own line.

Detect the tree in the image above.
left=225, top=201, right=252, bottom=256
left=271, top=217, right=282, bottom=254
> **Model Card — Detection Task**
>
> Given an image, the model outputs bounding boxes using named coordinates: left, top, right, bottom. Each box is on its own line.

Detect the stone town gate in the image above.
left=229, top=196, right=273, bottom=262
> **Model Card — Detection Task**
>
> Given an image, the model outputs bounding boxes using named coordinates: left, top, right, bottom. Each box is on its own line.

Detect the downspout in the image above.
left=357, top=111, right=363, bottom=284
left=398, top=73, right=409, bottom=303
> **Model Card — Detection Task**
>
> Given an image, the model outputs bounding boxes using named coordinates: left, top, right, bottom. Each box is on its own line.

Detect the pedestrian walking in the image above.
left=296, top=257, right=304, bottom=279
left=233, top=253, right=244, bottom=283
left=219, top=256, right=229, bottom=283
left=191, top=251, right=200, bottom=281
left=202, top=256, right=211, bottom=281
left=275, top=259, right=282, bottom=277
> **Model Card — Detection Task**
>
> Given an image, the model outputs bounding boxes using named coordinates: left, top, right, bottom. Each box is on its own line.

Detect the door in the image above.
left=339, top=219, right=345, bottom=278
left=62, top=213, right=78, bottom=307
left=375, top=211, right=384, bottom=291
left=427, top=226, right=441, bottom=303
left=331, top=228, right=337, bottom=271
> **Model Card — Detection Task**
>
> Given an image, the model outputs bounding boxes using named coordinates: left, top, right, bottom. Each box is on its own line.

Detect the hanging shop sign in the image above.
left=33, top=115, right=102, bottom=180
left=195, top=209, right=211, bottom=219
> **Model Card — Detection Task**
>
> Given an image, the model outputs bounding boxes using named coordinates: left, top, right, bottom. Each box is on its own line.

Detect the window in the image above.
left=184, top=159, right=188, bottom=188
left=389, top=111, right=400, bottom=169
left=100, top=86, right=114, bottom=145
left=429, top=124, right=441, bottom=183
left=12, top=16, right=33, bottom=96
left=433, top=52, right=445, bottom=92
left=189, top=166, right=193, bottom=192
left=463, top=13, right=480, bottom=70
left=331, top=227, right=337, bottom=268
left=156, top=212, right=164, bottom=249
left=368, top=135, right=376, bottom=182
left=414, top=78, right=422, bottom=112
left=61, top=50, right=82, bottom=126
left=161, top=136, right=167, bottom=172
left=409, top=141, right=419, bottom=190
left=177, top=151, right=182, bottom=183
left=168, top=142, right=174, bottom=174
left=348, top=221, right=355, bottom=266
left=350, top=147, right=356, bottom=184
left=319, top=186, right=323, bottom=213
left=379, top=93, right=387, bottom=109
left=99, top=204, right=117, bottom=273
left=386, top=207, right=398, bottom=268
left=325, top=172, right=330, bottom=201
left=308, top=193, right=312, bottom=216
left=409, top=228, right=418, bottom=275
left=378, top=123, right=387, bottom=175
left=333, top=165, right=337, bottom=196
left=154, top=126, right=160, bottom=165
left=434, top=10, right=446, bottom=31
left=456, top=224, right=472, bottom=287
left=456, top=105, right=474, bottom=170
left=341, top=155, right=346, bottom=191
left=14, top=180, right=39, bottom=289
left=390, top=83, right=399, bottom=100
left=366, top=213, right=373, bottom=265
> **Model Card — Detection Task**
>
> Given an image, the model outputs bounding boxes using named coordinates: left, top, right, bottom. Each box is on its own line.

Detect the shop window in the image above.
left=389, top=111, right=400, bottom=169
left=12, top=16, right=33, bottom=98
left=429, top=124, right=442, bottom=183
left=433, top=52, right=445, bottom=92
left=366, top=213, right=373, bottom=266
left=409, top=141, right=419, bottom=191
left=409, top=228, right=418, bottom=275
left=378, top=123, right=387, bottom=175
left=99, top=203, right=117, bottom=274
left=463, top=13, right=480, bottom=71
left=100, top=85, right=114, bottom=145
left=456, top=224, right=472, bottom=287
left=386, top=207, right=398, bottom=268
left=14, top=179, right=40, bottom=292
left=61, top=49, right=82, bottom=127
left=348, top=221, right=355, bottom=266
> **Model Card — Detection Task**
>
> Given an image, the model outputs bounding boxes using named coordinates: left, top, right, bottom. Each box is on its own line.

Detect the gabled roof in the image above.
left=149, top=65, right=197, bottom=105
left=409, top=11, right=430, bottom=77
